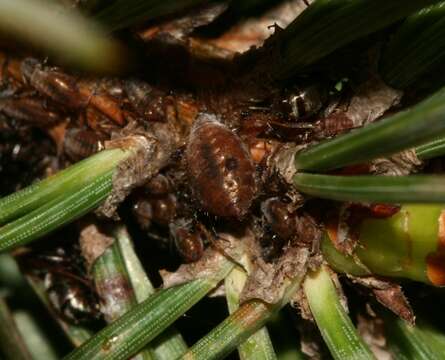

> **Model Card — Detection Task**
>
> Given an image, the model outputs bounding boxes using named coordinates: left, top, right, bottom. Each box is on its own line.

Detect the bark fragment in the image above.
left=371, top=149, right=422, bottom=176
left=348, top=275, right=415, bottom=324
left=208, top=0, right=310, bottom=54
left=345, top=75, right=403, bottom=127
left=79, top=223, right=114, bottom=270
left=96, top=121, right=179, bottom=219
left=240, top=246, right=309, bottom=305
left=357, top=314, right=392, bottom=360
left=95, top=270, right=135, bottom=323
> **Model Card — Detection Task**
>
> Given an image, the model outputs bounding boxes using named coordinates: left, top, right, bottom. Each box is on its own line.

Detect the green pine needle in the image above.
left=114, top=226, right=188, bottom=359
left=416, top=136, right=445, bottom=160
left=380, top=1, right=445, bottom=88
left=0, top=149, right=128, bottom=226
left=386, top=314, right=445, bottom=360
left=293, top=174, right=445, bottom=204
left=294, top=85, right=445, bottom=172
left=0, top=0, right=124, bottom=72
left=0, top=171, right=113, bottom=253
left=64, top=257, right=235, bottom=360
left=95, top=0, right=208, bottom=31
left=271, top=0, right=438, bottom=80
left=225, top=263, right=277, bottom=360
left=303, top=265, right=374, bottom=360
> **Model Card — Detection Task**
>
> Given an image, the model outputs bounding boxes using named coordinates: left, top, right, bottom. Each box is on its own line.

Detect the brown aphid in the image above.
left=132, top=192, right=177, bottom=229
left=314, top=113, right=355, bottom=138
left=0, top=97, right=62, bottom=126
left=169, top=219, right=205, bottom=263
left=3, top=54, right=24, bottom=84
left=186, top=113, right=256, bottom=218
left=151, top=194, right=178, bottom=226
left=132, top=198, right=153, bottom=229
left=144, top=174, right=171, bottom=195
left=0, top=52, right=8, bottom=82
left=123, top=80, right=167, bottom=122
left=64, top=128, right=103, bottom=161
left=84, top=107, right=120, bottom=136
left=261, top=197, right=295, bottom=241
left=82, top=84, right=125, bottom=125
left=21, top=59, right=88, bottom=109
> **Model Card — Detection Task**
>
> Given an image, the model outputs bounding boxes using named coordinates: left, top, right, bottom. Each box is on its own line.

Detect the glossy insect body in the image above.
left=0, top=97, right=62, bottom=126
left=21, top=58, right=88, bottom=109
left=258, top=197, right=295, bottom=259
left=169, top=218, right=205, bottom=263
left=16, top=246, right=101, bottom=324
left=64, top=128, right=103, bottom=161
left=133, top=194, right=178, bottom=228
left=132, top=174, right=178, bottom=229
left=144, top=174, right=171, bottom=195
left=186, top=113, right=256, bottom=218
left=314, top=113, right=355, bottom=138
left=261, top=197, right=295, bottom=241
left=280, top=84, right=327, bottom=120
left=20, top=58, right=126, bottom=126
left=44, top=272, right=101, bottom=324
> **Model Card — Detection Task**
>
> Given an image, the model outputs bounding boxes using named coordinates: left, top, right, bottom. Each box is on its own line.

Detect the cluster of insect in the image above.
left=0, top=46, right=356, bottom=325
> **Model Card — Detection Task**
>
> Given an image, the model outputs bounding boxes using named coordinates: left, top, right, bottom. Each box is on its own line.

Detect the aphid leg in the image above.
left=209, top=232, right=246, bottom=271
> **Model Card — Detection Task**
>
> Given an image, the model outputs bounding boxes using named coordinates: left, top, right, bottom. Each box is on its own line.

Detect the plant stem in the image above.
left=294, top=86, right=445, bottom=172
left=323, top=204, right=445, bottom=285
left=303, top=265, right=374, bottom=360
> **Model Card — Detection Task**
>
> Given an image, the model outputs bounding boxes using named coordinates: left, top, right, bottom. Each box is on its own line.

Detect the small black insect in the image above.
left=17, top=245, right=101, bottom=325
left=280, top=84, right=327, bottom=120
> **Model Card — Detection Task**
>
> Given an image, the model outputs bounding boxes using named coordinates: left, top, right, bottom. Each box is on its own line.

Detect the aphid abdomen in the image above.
left=0, top=97, right=62, bottom=126
left=169, top=219, right=204, bottom=263
left=315, top=113, right=355, bottom=138
left=186, top=113, right=256, bottom=218
left=64, top=128, right=102, bottom=161
left=21, top=59, right=88, bottom=109
left=261, top=197, right=295, bottom=241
